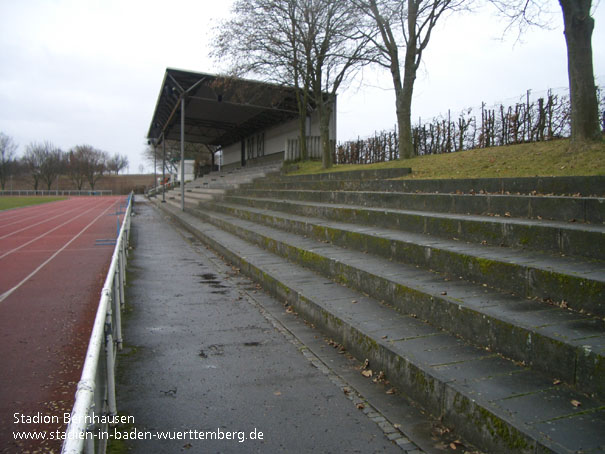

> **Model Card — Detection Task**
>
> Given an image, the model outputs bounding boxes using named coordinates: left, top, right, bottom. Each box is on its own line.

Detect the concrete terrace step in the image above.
left=165, top=188, right=216, bottom=201
left=156, top=200, right=605, bottom=454
left=186, top=187, right=227, bottom=197
left=221, top=195, right=605, bottom=260
left=255, top=175, right=605, bottom=197
left=196, top=203, right=605, bottom=398
left=194, top=163, right=282, bottom=187
left=161, top=164, right=282, bottom=205
left=209, top=201, right=605, bottom=317
left=280, top=167, right=412, bottom=181
left=237, top=188, right=605, bottom=224
left=164, top=197, right=197, bottom=211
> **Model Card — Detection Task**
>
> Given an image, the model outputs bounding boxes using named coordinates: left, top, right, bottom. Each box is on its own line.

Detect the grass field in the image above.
left=287, top=139, right=605, bottom=179
left=0, top=196, right=67, bottom=211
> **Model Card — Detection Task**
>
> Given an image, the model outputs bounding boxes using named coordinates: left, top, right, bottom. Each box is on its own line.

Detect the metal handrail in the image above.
left=145, top=181, right=177, bottom=198
left=61, top=192, right=133, bottom=454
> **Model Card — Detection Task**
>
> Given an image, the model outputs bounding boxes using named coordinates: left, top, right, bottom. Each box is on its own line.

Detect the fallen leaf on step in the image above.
left=356, top=403, right=365, bottom=410
left=571, top=399, right=581, bottom=407
left=386, top=388, right=396, bottom=395
left=361, top=369, right=373, bottom=378
left=553, top=379, right=561, bottom=385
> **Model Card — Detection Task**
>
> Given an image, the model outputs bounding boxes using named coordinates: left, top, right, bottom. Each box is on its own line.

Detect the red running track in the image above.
left=0, top=196, right=125, bottom=453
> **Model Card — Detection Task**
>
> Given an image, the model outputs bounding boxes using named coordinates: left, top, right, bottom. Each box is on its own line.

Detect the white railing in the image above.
left=285, top=136, right=335, bottom=161
left=61, top=193, right=134, bottom=454
left=0, top=190, right=113, bottom=196
left=145, top=181, right=177, bottom=198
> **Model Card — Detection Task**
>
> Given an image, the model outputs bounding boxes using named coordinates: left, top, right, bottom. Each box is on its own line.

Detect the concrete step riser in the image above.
left=165, top=199, right=197, bottom=210
left=167, top=192, right=220, bottom=203
left=223, top=196, right=605, bottom=261
left=278, top=167, right=412, bottom=181
left=254, top=175, right=605, bottom=197
left=234, top=189, right=605, bottom=224
left=167, top=207, right=564, bottom=454
left=212, top=203, right=604, bottom=319
left=196, top=206, right=603, bottom=398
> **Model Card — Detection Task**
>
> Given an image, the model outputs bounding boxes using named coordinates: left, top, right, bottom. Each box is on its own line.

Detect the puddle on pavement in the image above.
left=199, top=344, right=224, bottom=358
left=198, top=273, right=227, bottom=289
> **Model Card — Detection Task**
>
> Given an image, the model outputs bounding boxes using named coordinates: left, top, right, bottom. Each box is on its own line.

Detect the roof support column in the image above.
left=180, top=96, right=185, bottom=211
left=162, top=136, right=166, bottom=203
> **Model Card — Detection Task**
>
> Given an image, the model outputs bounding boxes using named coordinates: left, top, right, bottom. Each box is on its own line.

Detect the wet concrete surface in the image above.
left=114, top=199, right=409, bottom=453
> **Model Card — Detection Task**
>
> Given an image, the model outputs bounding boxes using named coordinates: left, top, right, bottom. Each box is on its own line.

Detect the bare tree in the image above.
left=39, top=143, right=64, bottom=190
left=67, top=145, right=91, bottom=190
left=107, top=153, right=129, bottom=175
left=22, top=144, right=43, bottom=190
left=213, top=0, right=313, bottom=160
left=214, top=0, right=376, bottom=168
left=143, top=140, right=213, bottom=175
left=488, top=0, right=601, bottom=143
left=0, top=132, right=18, bottom=190
left=306, top=0, right=378, bottom=168
left=22, top=142, right=64, bottom=190
left=357, top=0, right=466, bottom=159
left=83, top=148, right=108, bottom=190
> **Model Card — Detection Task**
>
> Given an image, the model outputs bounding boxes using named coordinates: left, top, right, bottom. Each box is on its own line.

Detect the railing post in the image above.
left=113, top=269, right=123, bottom=350
left=118, top=250, right=125, bottom=306
left=104, top=305, right=117, bottom=417
left=84, top=420, right=95, bottom=454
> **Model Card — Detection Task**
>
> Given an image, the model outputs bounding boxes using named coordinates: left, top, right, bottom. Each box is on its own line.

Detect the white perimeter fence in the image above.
left=0, top=190, right=112, bottom=196
left=61, top=193, right=134, bottom=454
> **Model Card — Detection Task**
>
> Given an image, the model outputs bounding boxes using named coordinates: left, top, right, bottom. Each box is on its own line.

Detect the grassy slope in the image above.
left=0, top=196, right=66, bottom=211
left=286, top=139, right=605, bottom=179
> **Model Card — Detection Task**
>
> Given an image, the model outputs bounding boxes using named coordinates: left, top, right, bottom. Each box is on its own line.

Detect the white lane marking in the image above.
left=0, top=205, right=72, bottom=230
left=0, top=202, right=103, bottom=259
left=0, top=200, right=119, bottom=303
left=0, top=198, right=71, bottom=222
left=0, top=202, right=87, bottom=239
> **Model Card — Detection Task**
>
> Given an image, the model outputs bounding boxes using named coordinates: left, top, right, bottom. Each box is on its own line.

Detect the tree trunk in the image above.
left=559, top=0, right=601, bottom=142
left=397, top=73, right=415, bottom=159
left=398, top=14, right=418, bottom=160
left=295, top=87, right=309, bottom=161
left=320, top=103, right=333, bottom=169
left=298, top=112, right=308, bottom=161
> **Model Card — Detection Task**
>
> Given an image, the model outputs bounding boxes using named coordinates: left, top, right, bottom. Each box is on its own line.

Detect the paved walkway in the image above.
left=114, top=200, right=425, bottom=453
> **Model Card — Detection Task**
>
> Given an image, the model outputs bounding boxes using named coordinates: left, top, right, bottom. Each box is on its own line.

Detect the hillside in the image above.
left=286, top=139, right=605, bottom=179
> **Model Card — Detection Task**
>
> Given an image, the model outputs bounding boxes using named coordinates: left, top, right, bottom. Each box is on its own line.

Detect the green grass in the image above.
left=0, top=196, right=67, bottom=211
left=286, top=139, right=605, bottom=179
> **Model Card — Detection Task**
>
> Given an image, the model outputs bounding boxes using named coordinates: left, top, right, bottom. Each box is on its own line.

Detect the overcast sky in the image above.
left=1, top=0, right=603, bottom=173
